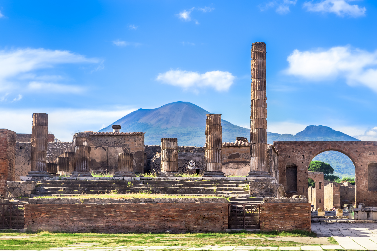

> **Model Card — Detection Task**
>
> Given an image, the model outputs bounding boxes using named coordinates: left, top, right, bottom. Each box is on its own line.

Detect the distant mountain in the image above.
left=100, top=101, right=360, bottom=178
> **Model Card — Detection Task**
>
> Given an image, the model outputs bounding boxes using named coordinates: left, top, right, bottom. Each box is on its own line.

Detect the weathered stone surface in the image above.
left=250, top=42, right=268, bottom=176
left=161, top=138, right=178, bottom=174
left=274, top=141, right=377, bottom=206
left=260, top=202, right=311, bottom=232
left=204, top=114, right=224, bottom=177
left=25, top=201, right=229, bottom=233
left=0, top=129, right=16, bottom=197
left=114, top=152, right=135, bottom=177
left=7, top=181, right=36, bottom=198
left=324, top=181, right=340, bottom=210
left=308, top=171, right=324, bottom=210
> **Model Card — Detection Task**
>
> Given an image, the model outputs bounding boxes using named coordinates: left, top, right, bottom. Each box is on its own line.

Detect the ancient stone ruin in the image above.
left=0, top=42, right=376, bottom=233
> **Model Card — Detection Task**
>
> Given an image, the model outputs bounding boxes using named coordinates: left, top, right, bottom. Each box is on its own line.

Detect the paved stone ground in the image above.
left=0, top=222, right=376, bottom=250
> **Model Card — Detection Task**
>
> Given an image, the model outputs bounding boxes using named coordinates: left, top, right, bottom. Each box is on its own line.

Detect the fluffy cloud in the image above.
left=12, top=94, right=22, bottom=102
left=0, top=48, right=99, bottom=93
left=156, top=70, right=235, bottom=92
left=128, top=24, right=138, bottom=30
left=354, top=127, right=377, bottom=141
left=0, top=11, right=4, bottom=18
left=177, top=8, right=194, bottom=21
left=0, top=107, right=136, bottom=142
left=112, top=40, right=141, bottom=47
left=303, top=0, right=366, bottom=17
left=284, top=46, right=377, bottom=91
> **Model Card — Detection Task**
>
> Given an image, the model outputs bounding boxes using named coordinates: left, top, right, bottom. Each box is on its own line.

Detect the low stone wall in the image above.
left=260, top=202, right=311, bottom=232
left=7, top=181, right=36, bottom=198
left=24, top=198, right=229, bottom=233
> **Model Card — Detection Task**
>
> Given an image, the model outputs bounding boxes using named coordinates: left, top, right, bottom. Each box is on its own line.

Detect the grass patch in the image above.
left=91, top=172, right=113, bottom=177
left=328, top=237, right=338, bottom=244
left=33, top=193, right=224, bottom=199
left=256, top=230, right=317, bottom=238
left=0, top=231, right=323, bottom=250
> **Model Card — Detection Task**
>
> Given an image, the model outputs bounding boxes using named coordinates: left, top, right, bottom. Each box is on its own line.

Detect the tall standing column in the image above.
left=203, top=114, right=224, bottom=177
left=28, top=113, right=51, bottom=179
left=160, top=138, right=178, bottom=176
left=0, top=129, right=16, bottom=198
left=71, top=136, right=92, bottom=177
left=249, top=42, right=269, bottom=177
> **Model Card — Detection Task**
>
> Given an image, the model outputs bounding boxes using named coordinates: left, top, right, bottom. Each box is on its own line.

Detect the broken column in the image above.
left=71, top=135, right=92, bottom=177
left=160, top=138, right=178, bottom=176
left=114, top=151, right=135, bottom=177
left=28, top=113, right=51, bottom=179
left=249, top=42, right=269, bottom=177
left=0, top=129, right=16, bottom=198
left=203, top=114, right=224, bottom=177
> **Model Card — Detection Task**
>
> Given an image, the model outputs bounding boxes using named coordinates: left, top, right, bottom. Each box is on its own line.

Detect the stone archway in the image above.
left=273, top=141, right=377, bottom=206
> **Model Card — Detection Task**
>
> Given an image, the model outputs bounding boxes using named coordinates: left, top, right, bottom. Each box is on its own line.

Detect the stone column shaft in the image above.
left=204, top=114, right=224, bottom=177
left=71, top=137, right=92, bottom=177
left=160, top=138, right=178, bottom=175
left=249, top=42, right=269, bottom=177
left=29, top=113, right=50, bottom=179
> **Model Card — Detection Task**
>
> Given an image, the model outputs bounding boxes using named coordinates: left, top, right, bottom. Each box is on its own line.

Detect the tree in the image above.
left=308, top=178, right=315, bottom=188
left=308, top=161, right=334, bottom=175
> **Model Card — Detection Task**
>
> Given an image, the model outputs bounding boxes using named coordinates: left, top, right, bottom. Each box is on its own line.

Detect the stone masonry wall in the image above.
left=16, top=133, right=55, bottom=143
left=221, top=143, right=250, bottom=176
left=25, top=200, right=228, bottom=233
left=260, top=202, right=311, bottom=232
left=324, top=181, right=340, bottom=210
left=0, top=130, right=16, bottom=197
left=308, top=172, right=324, bottom=210
left=340, top=182, right=355, bottom=206
left=273, top=141, right=377, bottom=206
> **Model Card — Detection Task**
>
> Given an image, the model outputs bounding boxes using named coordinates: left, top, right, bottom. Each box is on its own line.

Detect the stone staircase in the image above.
left=31, top=179, right=251, bottom=197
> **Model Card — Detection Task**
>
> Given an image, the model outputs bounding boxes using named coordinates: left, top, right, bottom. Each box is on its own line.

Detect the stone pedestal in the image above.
left=114, top=152, right=135, bottom=177
left=28, top=113, right=51, bottom=179
left=203, top=114, right=224, bottom=177
left=160, top=138, right=178, bottom=176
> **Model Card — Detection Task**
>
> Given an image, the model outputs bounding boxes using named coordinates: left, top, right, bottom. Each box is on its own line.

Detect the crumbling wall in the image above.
left=340, top=182, right=355, bottom=206
left=46, top=142, right=73, bottom=163
left=0, top=129, right=16, bottom=197
left=73, top=132, right=145, bottom=174
left=308, top=172, right=324, bottom=210
left=324, top=181, right=340, bottom=210
left=16, top=133, right=55, bottom=143
left=222, top=140, right=250, bottom=176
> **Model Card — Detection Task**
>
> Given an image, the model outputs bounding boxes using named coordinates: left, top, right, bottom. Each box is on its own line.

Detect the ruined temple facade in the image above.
left=249, top=42, right=268, bottom=177
left=204, top=114, right=224, bottom=177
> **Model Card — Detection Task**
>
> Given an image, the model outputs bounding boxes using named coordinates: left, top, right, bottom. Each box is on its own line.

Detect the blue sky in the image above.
left=0, top=0, right=377, bottom=142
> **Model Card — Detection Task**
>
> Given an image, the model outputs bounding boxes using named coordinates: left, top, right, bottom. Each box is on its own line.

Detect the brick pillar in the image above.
left=0, top=129, right=16, bottom=198
left=249, top=42, right=269, bottom=177
left=160, top=138, right=178, bottom=176
left=114, top=152, right=135, bottom=177
left=71, top=136, right=92, bottom=177
left=28, top=113, right=51, bottom=179
left=204, top=114, right=224, bottom=177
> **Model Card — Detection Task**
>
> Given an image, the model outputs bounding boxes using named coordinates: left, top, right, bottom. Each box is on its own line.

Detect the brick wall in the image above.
left=0, top=129, right=16, bottom=197
left=25, top=201, right=228, bottom=233
left=260, top=202, right=311, bottom=232
left=340, top=182, right=355, bottom=206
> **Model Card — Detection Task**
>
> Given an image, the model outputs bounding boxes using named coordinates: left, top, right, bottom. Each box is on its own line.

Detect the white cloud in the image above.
left=0, top=93, right=8, bottom=102
left=27, top=81, right=85, bottom=94
left=268, top=121, right=307, bottom=134
left=177, top=8, right=194, bottom=21
left=0, top=107, right=136, bottom=142
left=112, top=40, right=141, bottom=47
left=259, top=0, right=297, bottom=14
left=284, top=46, right=377, bottom=91
left=303, top=0, right=366, bottom=17
left=198, top=7, right=214, bottom=12
left=12, top=94, right=22, bottom=102
left=0, top=11, right=4, bottom=18
left=0, top=48, right=99, bottom=93
left=354, top=127, right=377, bottom=141
left=156, top=70, right=235, bottom=92
left=128, top=24, right=138, bottom=30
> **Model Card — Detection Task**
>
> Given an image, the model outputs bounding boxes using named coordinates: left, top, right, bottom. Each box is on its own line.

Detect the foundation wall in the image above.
left=260, top=202, right=311, bottom=232
left=25, top=201, right=228, bottom=233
